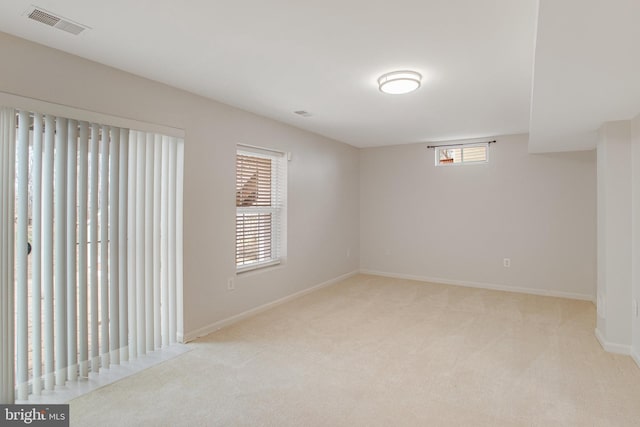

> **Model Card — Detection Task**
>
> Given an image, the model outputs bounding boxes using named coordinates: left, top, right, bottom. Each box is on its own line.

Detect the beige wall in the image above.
left=1, top=31, right=603, bottom=345
left=360, top=134, right=596, bottom=299
left=0, top=32, right=360, bottom=338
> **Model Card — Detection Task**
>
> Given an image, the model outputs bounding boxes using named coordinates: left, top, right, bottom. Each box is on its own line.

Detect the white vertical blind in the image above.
left=109, top=127, right=120, bottom=365
left=0, top=107, right=16, bottom=404
left=43, top=115, right=55, bottom=391
left=89, top=123, right=100, bottom=374
left=176, top=141, right=184, bottom=341
left=160, top=137, right=169, bottom=348
left=0, top=107, right=183, bottom=404
left=16, top=111, right=29, bottom=400
left=119, top=129, right=129, bottom=361
left=127, top=134, right=138, bottom=361
left=54, top=117, right=68, bottom=386
left=31, top=113, right=44, bottom=395
left=135, top=131, right=146, bottom=356
left=99, top=125, right=110, bottom=369
left=78, top=121, right=89, bottom=378
left=66, top=119, right=78, bottom=383
left=144, top=133, right=154, bottom=352
left=153, top=136, right=162, bottom=348
left=168, top=139, right=177, bottom=344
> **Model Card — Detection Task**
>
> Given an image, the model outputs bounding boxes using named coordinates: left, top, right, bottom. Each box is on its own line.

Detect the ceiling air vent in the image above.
left=26, top=6, right=88, bottom=35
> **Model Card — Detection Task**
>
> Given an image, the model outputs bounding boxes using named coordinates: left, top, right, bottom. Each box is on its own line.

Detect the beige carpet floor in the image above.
left=69, top=274, right=640, bottom=426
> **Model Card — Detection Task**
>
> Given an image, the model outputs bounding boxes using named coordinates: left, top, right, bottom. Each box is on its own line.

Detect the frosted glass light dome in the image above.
left=378, top=70, right=422, bottom=94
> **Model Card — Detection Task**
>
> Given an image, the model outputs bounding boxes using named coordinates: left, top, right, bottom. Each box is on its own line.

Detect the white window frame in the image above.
left=434, top=142, right=489, bottom=167
left=236, top=145, right=287, bottom=274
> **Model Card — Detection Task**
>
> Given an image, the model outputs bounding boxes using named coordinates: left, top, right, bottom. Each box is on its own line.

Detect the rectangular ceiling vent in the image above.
left=26, top=6, right=88, bottom=35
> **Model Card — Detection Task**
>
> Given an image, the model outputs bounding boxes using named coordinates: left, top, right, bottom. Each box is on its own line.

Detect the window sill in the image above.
left=236, top=259, right=282, bottom=275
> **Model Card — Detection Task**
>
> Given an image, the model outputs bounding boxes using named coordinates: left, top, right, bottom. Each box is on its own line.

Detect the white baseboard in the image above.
left=594, top=328, right=632, bottom=355
left=183, top=270, right=359, bottom=342
left=360, top=269, right=595, bottom=302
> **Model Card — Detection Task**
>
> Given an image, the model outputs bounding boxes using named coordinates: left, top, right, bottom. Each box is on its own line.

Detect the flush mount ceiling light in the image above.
left=377, top=70, right=422, bottom=95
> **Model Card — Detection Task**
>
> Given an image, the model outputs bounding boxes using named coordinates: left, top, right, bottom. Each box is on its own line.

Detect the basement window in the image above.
left=435, top=143, right=488, bottom=166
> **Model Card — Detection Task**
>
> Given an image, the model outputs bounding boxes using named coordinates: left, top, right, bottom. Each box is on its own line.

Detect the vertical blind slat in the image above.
left=127, top=131, right=137, bottom=360
left=1, top=111, right=3, bottom=402
left=99, top=125, right=110, bottom=369
left=54, top=117, right=68, bottom=386
left=0, top=107, right=16, bottom=404
left=16, top=111, right=29, bottom=400
left=43, top=115, right=55, bottom=390
left=168, top=139, right=177, bottom=344
left=89, top=123, right=100, bottom=373
left=109, top=127, right=120, bottom=365
left=119, top=129, right=129, bottom=361
left=160, top=137, right=169, bottom=348
left=176, top=140, right=184, bottom=341
left=31, top=113, right=44, bottom=395
left=153, top=136, right=162, bottom=349
left=77, top=121, right=89, bottom=378
left=66, top=119, right=78, bottom=383
left=0, top=110, right=5, bottom=403
left=135, top=131, right=146, bottom=356
left=145, top=133, right=154, bottom=352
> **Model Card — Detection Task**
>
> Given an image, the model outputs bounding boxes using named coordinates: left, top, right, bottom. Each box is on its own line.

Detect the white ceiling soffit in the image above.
left=529, top=0, right=640, bottom=153
left=0, top=0, right=538, bottom=148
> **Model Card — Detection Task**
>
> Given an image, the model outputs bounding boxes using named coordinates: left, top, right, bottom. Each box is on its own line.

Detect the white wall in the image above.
left=0, top=32, right=360, bottom=339
left=595, top=116, right=640, bottom=363
left=596, top=121, right=632, bottom=351
left=360, top=134, right=596, bottom=299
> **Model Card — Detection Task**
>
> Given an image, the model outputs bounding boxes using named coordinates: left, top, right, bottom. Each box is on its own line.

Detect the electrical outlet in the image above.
left=633, top=299, right=639, bottom=318
left=227, top=278, right=235, bottom=291
left=503, top=258, right=511, bottom=268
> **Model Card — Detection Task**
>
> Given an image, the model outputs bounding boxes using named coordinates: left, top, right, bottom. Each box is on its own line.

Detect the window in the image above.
left=236, top=146, right=286, bottom=272
left=436, top=143, right=488, bottom=166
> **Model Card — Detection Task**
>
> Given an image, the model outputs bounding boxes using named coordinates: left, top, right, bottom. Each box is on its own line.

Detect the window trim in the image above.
left=434, top=142, right=489, bottom=167
left=235, top=146, right=287, bottom=274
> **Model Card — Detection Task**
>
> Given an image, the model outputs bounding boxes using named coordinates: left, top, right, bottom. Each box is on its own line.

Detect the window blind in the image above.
left=437, top=144, right=488, bottom=166
left=0, top=107, right=16, bottom=404
left=235, top=148, right=286, bottom=272
left=0, top=107, right=184, bottom=404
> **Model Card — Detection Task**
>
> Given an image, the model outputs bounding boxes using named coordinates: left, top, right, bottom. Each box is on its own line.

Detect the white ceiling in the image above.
left=0, top=0, right=638, bottom=152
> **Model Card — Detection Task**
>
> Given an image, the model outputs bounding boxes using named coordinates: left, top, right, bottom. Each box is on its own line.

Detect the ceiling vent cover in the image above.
left=26, top=6, right=88, bottom=35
